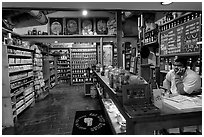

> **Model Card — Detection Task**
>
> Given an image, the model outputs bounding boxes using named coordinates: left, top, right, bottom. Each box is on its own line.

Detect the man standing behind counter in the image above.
left=163, top=56, right=201, bottom=95
left=161, top=56, right=202, bottom=134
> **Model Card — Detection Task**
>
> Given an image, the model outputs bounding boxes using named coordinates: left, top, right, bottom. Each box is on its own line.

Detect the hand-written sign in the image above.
left=160, top=17, right=201, bottom=55
left=183, top=19, right=200, bottom=52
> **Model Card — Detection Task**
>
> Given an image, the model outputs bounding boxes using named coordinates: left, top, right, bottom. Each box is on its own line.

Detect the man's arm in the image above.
left=163, top=79, right=171, bottom=93
left=174, top=75, right=186, bottom=95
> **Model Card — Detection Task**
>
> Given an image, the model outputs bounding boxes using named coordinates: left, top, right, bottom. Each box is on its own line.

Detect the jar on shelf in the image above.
left=32, top=28, right=37, bottom=35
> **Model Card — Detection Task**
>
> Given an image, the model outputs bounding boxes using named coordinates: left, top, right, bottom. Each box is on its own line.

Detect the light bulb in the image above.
left=161, top=1, right=173, bottom=5
left=82, top=10, right=88, bottom=16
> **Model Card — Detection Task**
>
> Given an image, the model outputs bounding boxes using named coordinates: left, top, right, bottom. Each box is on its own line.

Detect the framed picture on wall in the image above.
left=81, top=18, right=94, bottom=35
left=65, top=18, right=79, bottom=35
left=95, top=18, right=108, bottom=35
left=49, top=18, right=63, bottom=35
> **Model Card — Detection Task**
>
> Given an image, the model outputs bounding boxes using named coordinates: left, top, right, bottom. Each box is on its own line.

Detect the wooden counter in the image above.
left=94, top=71, right=202, bottom=135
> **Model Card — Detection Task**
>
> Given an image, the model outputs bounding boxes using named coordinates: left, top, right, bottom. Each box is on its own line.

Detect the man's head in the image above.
left=173, top=57, right=187, bottom=75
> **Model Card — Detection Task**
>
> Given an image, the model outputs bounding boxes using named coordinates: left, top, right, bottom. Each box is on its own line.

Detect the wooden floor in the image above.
left=2, top=84, right=101, bottom=135
left=2, top=84, right=201, bottom=135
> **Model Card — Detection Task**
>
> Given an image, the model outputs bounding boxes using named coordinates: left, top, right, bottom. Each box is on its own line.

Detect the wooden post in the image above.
left=116, top=11, right=123, bottom=68
left=100, top=37, right=103, bottom=67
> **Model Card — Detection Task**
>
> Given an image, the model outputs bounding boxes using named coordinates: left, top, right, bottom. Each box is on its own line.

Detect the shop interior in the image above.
left=2, top=2, right=202, bottom=135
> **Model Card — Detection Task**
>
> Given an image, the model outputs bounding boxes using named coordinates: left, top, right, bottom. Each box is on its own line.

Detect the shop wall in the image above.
left=13, top=11, right=115, bottom=35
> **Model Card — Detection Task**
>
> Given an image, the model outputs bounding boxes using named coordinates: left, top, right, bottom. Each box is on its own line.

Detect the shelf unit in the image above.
left=21, top=35, right=137, bottom=43
left=159, top=12, right=202, bottom=86
left=2, top=28, right=35, bottom=127
left=124, top=42, right=132, bottom=71
left=32, top=45, right=47, bottom=100
left=48, top=55, right=57, bottom=89
left=56, top=49, right=71, bottom=84
left=143, top=27, right=159, bottom=47
left=42, top=56, right=50, bottom=93
left=71, top=44, right=97, bottom=85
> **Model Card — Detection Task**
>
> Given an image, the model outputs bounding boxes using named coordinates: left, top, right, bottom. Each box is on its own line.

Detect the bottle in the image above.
left=168, top=59, right=172, bottom=70
left=7, top=33, right=13, bottom=45
left=194, top=58, right=200, bottom=75
left=165, top=59, right=169, bottom=71
left=32, top=28, right=37, bottom=35
left=187, top=58, right=192, bottom=69
left=151, top=31, right=154, bottom=42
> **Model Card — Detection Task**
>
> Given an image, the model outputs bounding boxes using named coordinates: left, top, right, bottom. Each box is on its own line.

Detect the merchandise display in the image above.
left=31, top=44, right=46, bottom=100
left=57, top=49, right=71, bottom=84
left=48, top=55, right=56, bottom=88
left=71, top=45, right=97, bottom=85
left=3, top=30, right=35, bottom=123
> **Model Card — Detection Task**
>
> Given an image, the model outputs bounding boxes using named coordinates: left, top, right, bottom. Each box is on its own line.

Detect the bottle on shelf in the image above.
left=7, top=33, right=13, bottom=45
left=194, top=58, right=200, bottom=75
left=168, top=59, right=172, bottom=70
left=187, top=58, right=192, bottom=69
left=165, top=58, right=169, bottom=71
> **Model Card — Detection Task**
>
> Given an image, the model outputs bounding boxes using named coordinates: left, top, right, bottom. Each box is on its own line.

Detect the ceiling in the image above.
left=2, top=2, right=202, bottom=29
left=2, top=2, right=202, bottom=11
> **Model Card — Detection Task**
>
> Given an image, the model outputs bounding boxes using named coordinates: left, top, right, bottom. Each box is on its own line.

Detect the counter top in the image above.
left=94, top=71, right=202, bottom=134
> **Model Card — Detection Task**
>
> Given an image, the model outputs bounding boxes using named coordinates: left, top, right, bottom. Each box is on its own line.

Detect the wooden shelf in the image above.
left=160, top=52, right=200, bottom=57
left=72, top=68, right=87, bottom=70
left=71, top=50, right=96, bottom=53
left=21, top=35, right=136, bottom=43
left=9, top=68, right=33, bottom=74
left=72, top=72, right=85, bottom=74
left=57, top=63, right=69, bottom=65
left=10, top=75, right=33, bottom=83
left=9, top=63, right=33, bottom=66
left=57, top=68, right=70, bottom=69
left=6, top=44, right=34, bottom=52
left=50, top=47, right=71, bottom=49
left=2, top=27, right=20, bottom=36
left=160, top=12, right=192, bottom=28
left=58, top=76, right=70, bottom=79
left=58, top=59, right=70, bottom=61
left=8, top=54, right=32, bottom=58
left=58, top=72, right=70, bottom=74
left=11, top=80, right=34, bottom=90
left=144, top=40, right=158, bottom=46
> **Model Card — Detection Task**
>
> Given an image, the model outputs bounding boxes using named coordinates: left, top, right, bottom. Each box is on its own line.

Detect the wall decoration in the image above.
left=66, top=18, right=79, bottom=35
left=49, top=18, right=63, bottom=35
left=96, top=18, right=108, bottom=34
left=81, top=18, right=93, bottom=35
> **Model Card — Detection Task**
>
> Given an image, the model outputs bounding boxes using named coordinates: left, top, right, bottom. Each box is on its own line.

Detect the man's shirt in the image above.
left=165, top=68, right=201, bottom=94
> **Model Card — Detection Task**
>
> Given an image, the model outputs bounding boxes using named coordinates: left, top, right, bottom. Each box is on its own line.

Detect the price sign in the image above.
left=160, top=17, right=201, bottom=55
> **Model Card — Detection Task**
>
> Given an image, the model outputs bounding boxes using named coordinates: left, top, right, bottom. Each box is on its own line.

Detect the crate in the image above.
left=121, top=83, right=160, bottom=116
